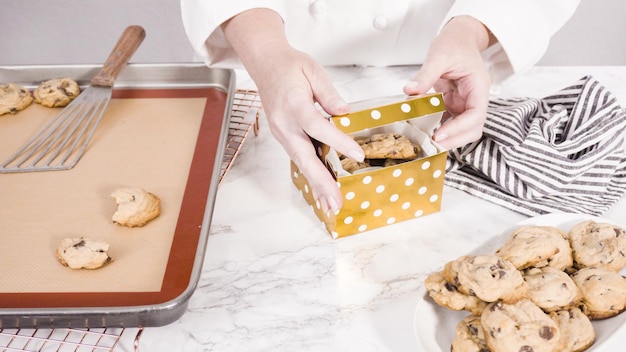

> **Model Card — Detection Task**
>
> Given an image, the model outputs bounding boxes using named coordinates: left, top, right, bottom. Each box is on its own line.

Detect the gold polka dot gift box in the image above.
left=291, top=93, right=447, bottom=238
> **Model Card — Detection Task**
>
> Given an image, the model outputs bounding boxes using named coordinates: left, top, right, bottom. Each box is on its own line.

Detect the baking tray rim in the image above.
left=0, top=62, right=233, bottom=88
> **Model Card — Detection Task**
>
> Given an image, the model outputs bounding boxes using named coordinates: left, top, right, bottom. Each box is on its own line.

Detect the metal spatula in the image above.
left=0, top=25, right=146, bottom=173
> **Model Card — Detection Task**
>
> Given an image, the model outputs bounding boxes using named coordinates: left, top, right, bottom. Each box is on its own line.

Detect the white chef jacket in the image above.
left=180, top=0, right=579, bottom=81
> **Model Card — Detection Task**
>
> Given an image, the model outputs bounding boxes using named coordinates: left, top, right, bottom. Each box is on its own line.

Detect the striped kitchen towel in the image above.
left=445, top=76, right=626, bottom=217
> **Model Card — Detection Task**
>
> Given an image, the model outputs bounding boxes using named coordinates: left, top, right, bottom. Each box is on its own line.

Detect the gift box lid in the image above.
left=329, top=93, right=446, bottom=134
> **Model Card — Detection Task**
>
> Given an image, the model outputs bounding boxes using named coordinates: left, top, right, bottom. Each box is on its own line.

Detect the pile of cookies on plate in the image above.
left=425, top=220, right=626, bottom=352
left=0, top=78, right=81, bottom=115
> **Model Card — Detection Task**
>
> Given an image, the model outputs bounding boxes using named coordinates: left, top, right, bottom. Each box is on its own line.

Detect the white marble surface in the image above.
left=137, top=66, right=626, bottom=352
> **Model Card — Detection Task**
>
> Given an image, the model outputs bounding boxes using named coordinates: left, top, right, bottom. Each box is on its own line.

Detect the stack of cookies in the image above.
left=424, top=220, right=626, bottom=352
left=339, top=132, right=422, bottom=173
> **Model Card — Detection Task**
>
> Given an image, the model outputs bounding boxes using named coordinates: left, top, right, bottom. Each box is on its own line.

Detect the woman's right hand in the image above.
left=222, top=9, right=365, bottom=213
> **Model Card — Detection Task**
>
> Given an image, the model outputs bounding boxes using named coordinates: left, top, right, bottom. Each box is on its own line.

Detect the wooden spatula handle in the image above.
left=91, top=25, right=146, bottom=87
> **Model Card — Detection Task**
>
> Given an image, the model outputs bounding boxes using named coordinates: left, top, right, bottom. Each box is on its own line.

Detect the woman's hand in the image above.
left=223, top=11, right=495, bottom=212
left=404, top=16, right=495, bottom=149
left=222, top=9, right=364, bottom=213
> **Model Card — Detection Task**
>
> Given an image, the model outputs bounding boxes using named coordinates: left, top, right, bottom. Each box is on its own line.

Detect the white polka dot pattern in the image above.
left=331, top=93, right=445, bottom=134
left=333, top=157, right=444, bottom=235
left=290, top=151, right=446, bottom=238
left=289, top=93, right=447, bottom=238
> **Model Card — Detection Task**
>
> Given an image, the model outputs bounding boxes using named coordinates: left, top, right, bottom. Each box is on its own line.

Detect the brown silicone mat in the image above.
left=0, top=87, right=226, bottom=311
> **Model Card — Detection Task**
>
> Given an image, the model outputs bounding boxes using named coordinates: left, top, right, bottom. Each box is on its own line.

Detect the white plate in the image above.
left=413, top=213, right=626, bottom=352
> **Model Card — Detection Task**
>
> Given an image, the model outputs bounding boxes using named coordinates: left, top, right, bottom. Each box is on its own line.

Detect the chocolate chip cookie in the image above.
left=56, top=237, right=111, bottom=270
left=111, top=187, right=161, bottom=227
left=571, top=266, right=626, bottom=319
left=424, top=271, right=487, bottom=315
left=523, top=266, right=582, bottom=313
left=451, top=314, right=491, bottom=352
left=340, top=157, right=371, bottom=173
left=0, top=83, right=33, bottom=116
left=481, top=299, right=563, bottom=352
left=443, top=255, right=527, bottom=303
left=33, top=78, right=81, bottom=108
left=568, top=220, right=626, bottom=272
left=496, top=225, right=573, bottom=271
left=358, top=132, right=421, bottom=159
left=550, top=307, right=596, bottom=352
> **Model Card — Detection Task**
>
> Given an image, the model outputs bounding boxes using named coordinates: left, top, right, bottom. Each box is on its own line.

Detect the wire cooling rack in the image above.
left=0, top=328, right=142, bottom=352
left=0, top=90, right=261, bottom=352
left=219, top=89, right=262, bottom=183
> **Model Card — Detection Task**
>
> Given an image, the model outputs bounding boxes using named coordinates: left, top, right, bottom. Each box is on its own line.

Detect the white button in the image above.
left=373, top=16, right=388, bottom=30
left=310, top=0, right=327, bottom=16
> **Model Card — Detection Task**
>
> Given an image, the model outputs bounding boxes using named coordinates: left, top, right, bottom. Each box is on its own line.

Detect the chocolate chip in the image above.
left=539, top=326, right=554, bottom=340
left=490, top=302, right=503, bottom=312
left=468, top=325, right=479, bottom=336
left=489, top=327, right=501, bottom=338
left=444, top=282, right=457, bottom=292
left=496, top=259, right=507, bottom=269
left=519, top=346, right=534, bottom=352
left=73, top=239, right=86, bottom=248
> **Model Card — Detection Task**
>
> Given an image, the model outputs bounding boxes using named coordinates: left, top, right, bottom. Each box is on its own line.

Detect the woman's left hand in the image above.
left=403, top=15, right=494, bottom=149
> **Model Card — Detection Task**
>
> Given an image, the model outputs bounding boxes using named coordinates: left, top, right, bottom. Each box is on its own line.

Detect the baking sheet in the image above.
left=0, top=64, right=235, bottom=328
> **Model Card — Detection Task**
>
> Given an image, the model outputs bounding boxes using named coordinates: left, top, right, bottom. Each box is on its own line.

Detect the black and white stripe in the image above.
left=445, top=76, right=626, bottom=217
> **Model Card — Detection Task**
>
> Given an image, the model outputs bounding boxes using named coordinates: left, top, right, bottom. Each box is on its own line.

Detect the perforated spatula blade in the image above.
left=0, top=25, right=145, bottom=173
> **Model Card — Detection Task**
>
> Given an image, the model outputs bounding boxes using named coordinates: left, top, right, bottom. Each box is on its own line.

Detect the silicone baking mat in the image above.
left=0, top=86, right=226, bottom=314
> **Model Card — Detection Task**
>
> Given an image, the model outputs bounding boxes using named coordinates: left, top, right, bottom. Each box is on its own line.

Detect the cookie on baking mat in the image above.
left=33, top=78, right=81, bottom=108
left=56, top=237, right=111, bottom=270
left=111, top=187, right=161, bottom=227
left=0, top=83, right=33, bottom=116
left=481, top=299, right=563, bottom=352
left=443, top=254, right=527, bottom=303
left=451, top=314, right=490, bottom=352
left=568, top=220, right=626, bottom=272
left=550, top=307, right=596, bottom=352
left=571, top=266, right=626, bottom=319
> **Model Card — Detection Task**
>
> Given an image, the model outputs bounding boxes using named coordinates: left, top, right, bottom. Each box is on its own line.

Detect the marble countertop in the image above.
left=138, top=66, right=626, bottom=352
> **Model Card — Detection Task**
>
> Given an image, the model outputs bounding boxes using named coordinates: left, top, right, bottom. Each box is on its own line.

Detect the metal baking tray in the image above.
left=0, top=63, right=236, bottom=329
